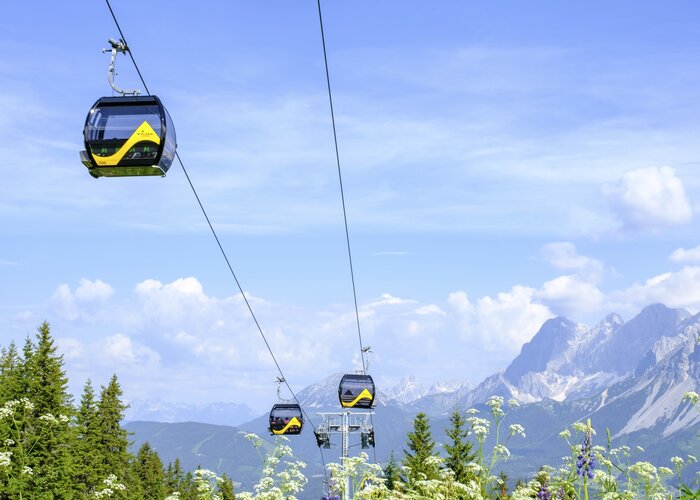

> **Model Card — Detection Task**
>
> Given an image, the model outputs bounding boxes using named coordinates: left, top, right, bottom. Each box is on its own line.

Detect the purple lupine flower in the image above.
left=576, top=426, right=596, bottom=479
left=536, top=483, right=552, bottom=500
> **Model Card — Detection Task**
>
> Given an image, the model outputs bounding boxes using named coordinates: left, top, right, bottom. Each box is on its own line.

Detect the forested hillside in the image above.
left=0, top=322, right=234, bottom=498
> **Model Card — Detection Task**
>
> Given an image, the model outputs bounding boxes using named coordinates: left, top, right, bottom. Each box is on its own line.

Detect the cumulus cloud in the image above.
left=608, top=266, right=700, bottom=316
left=536, top=275, right=605, bottom=319
left=101, top=333, right=161, bottom=368
left=604, top=166, right=692, bottom=231
left=49, top=279, right=114, bottom=322
left=31, top=264, right=700, bottom=410
left=56, top=337, right=83, bottom=360
left=447, top=286, right=553, bottom=354
left=670, top=245, right=700, bottom=264
left=75, top=279, right=114, bottom=301
left=540, top=242, right=605, bottom=282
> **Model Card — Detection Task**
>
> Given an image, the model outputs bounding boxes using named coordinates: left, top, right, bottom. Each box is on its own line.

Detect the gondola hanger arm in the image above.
left=276, top=377, right=292, bottom=403
left=103, top=38, right=140, bottom=96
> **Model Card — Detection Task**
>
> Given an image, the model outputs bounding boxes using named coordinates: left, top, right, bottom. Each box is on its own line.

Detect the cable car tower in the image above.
left=315, top=348, right=375, bottom=500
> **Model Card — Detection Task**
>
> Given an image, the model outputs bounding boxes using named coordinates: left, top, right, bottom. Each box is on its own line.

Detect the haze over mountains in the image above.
left=127, top=303, right=700, bottom=497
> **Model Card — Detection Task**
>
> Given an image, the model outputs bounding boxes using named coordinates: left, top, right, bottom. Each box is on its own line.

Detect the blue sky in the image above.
left=2, top=1, right=700, bottom=411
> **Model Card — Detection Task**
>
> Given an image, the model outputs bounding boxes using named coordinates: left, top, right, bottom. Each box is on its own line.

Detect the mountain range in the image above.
left=126, top=303, right=700, bottom=498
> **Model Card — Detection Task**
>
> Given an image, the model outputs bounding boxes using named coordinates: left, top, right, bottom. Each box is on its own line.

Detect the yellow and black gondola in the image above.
left=338, top=373, right=375, bottom=409
left=80, top=95, right=176, bottom=178
left=269, top=403, right=304, bottom=436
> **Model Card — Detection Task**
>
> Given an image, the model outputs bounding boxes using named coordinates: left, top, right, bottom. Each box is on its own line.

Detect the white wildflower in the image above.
left=493, top=444, right=510, bottom=459
left=0, top=451, right=12, bottom=468
left=39, top=413, right=59, bottom=424
left=486, top=396, right=505, bottom=417
left=509, top=423, right=526, bottom=438
left=671, top=456, right=684, bottom=467
left=629, top=461, right=657, bottom=480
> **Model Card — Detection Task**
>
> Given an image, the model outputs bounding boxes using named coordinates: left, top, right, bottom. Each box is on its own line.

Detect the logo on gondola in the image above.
left=272, top=417, right=302, bottom=435
left=135, top=123, right=158, bottom=139
left=342, top=388, right=373, bottom=407
left=91, top=121, right=160, bottom=166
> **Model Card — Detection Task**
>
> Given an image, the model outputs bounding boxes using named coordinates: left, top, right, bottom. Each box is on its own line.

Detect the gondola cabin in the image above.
left=269, top=403, right=304, bottom=435
left=338, top=374, right=375, bottom=409
left=80, top=95, right=176, bottom=178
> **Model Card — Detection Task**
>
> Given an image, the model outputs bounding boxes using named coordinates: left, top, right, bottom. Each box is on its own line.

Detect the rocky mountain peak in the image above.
left=588, top=304, right=690, bottom=375
left=504, top=316, right=584, bottom=383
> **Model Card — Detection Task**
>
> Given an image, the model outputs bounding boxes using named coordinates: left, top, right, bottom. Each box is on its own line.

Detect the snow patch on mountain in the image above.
left=383, top=376, right=470, bottom=405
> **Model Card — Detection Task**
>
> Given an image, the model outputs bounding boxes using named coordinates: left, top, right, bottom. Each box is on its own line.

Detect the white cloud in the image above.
left=74, top=279, right=114, bottom=302
left=536, top=275, right=605, bottom=319
left=604, top=166, right=693, bottom=231
left=447, top=286, right=554, bottom=354
left=56, top=337, right=83, bottom=360
left=101, top=333, right=161, bottom=368
left=48, top=277, right=559, bottom=402
left=49, top=279, right=115, bottom=322
left=608, top=266, right=700, bottom=316
left=415, top=304, right=446, bottom=315
left=50, top=284, right=79, bottom=321
left=28, top=263, right=700, bottom=410
left=669, top=245, right=700, bottom=264
left=540, top=242, right=604, bottom=282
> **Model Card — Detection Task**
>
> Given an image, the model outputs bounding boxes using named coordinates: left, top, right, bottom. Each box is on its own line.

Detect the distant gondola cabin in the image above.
left=81, top=95, right=176, bottom=178
left=338, top=374, right=375, bottom=409
left=269, top=404, right=303, bottom=436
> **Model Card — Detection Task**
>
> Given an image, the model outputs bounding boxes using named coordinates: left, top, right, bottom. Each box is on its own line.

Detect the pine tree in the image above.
left=219, top=473, right=236, bottom=499
left=74, top=379, right=102, bottom=494
left=165, top=458, right=184, bottom=494
left=26, top=322, right=73, bottom=415
left=402, top=412, right=438, bottom=484
left=165, top=460, right=177, bottom=493
left=0, top=342, right=23, bottom=402
left=134, top=442, right=165, bottom=499
left=179, top=470, right=199, bottom=498
left=444, top=406, right=475, bottom=485
left=22, top=322, right=75, bottom=496
left=95, top=375, right=133, bottom=488
left=383, top=451, right=401, bottom=490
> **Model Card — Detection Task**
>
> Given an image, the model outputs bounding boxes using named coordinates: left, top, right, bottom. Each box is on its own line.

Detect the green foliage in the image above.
left=165, top=458, right=186, bottom=495
left=402, top=412, right=439, bottom=484
left=219, top=473, right=236, bottom=499
left=0, top=342, right=22, bottom=402
left=74, top=379, right=102, bottom=494
left=135, top=442, right=166, bottom=499
left=383, top=452, right=401, bottom=491
left=444, top=405, right=476, bottom=486
left=0, top=322, right=75, bottom=497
